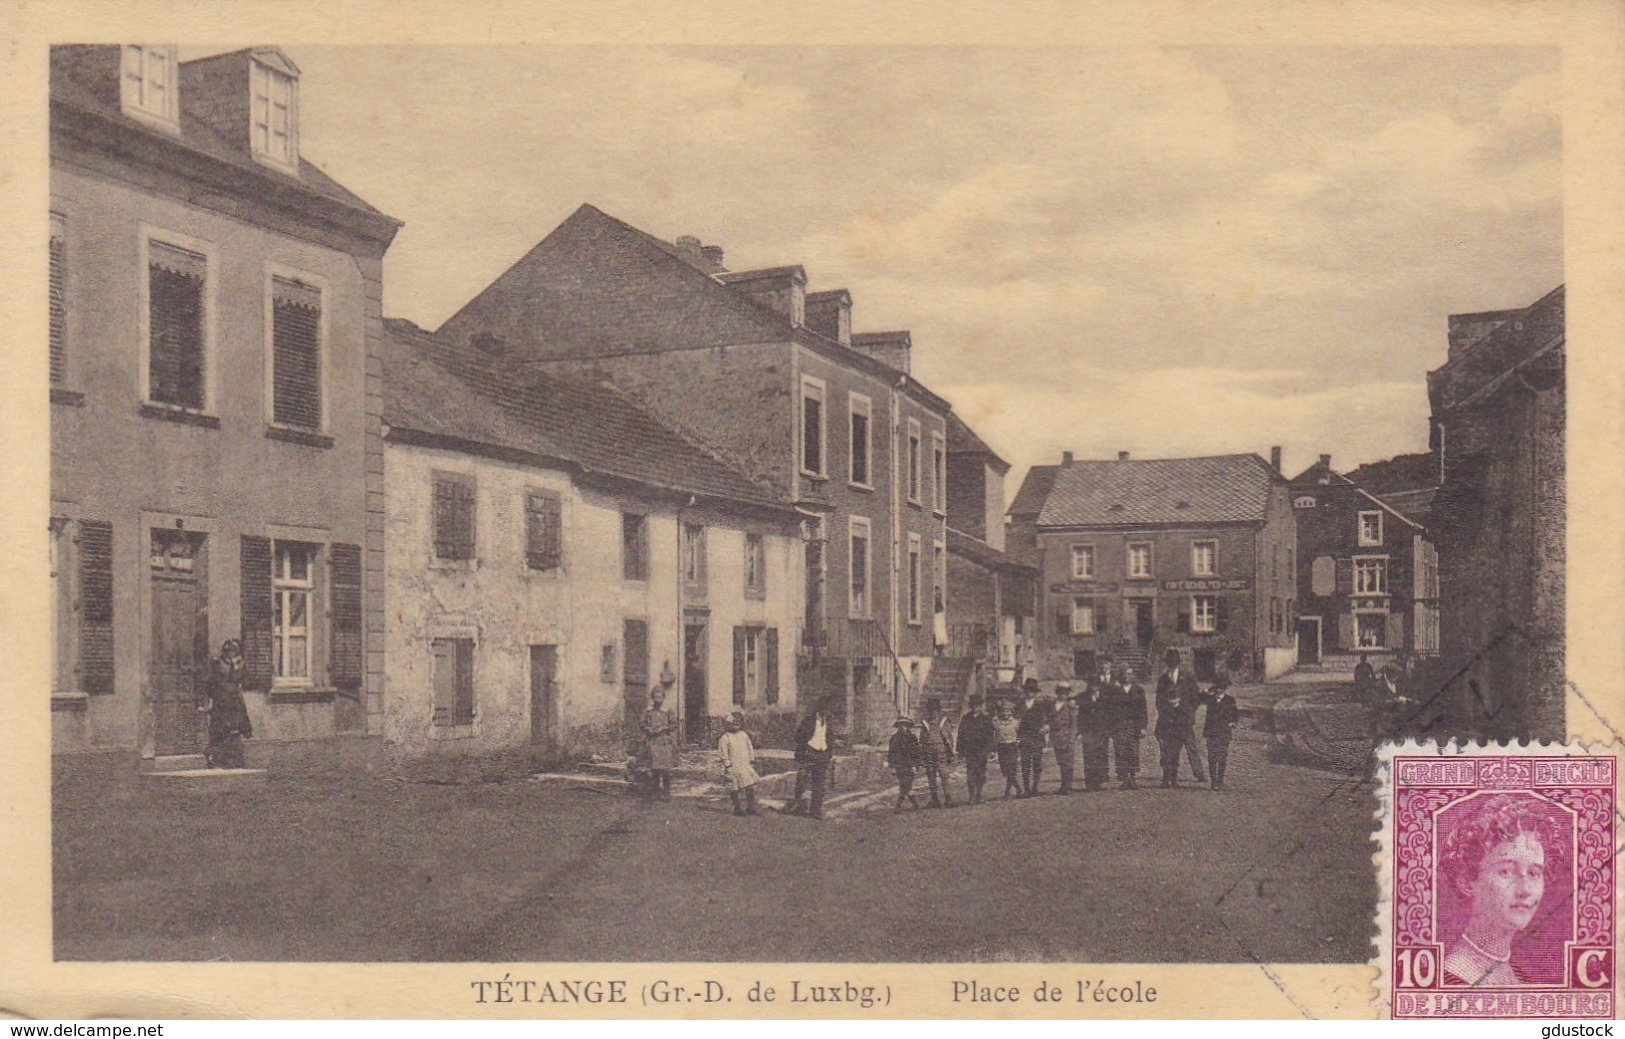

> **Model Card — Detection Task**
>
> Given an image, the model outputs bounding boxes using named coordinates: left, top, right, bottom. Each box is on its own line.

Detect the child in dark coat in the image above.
left=888, top=718, right=923, bottom=812
left=1203, top=674, right=1241, bottom=790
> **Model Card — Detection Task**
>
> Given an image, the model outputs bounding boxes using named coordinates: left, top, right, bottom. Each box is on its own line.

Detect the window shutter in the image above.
left=329, top=542, right=362, bottom=689
left=1337, top=612, right=1356, bottom=652
left=78, top=520, right=114, bottom=695
left=1054, top=602, right=1070, bottom=635
left=764, top=628, right=780, bottom=705
left=542, top=494, right=561, bottom=568
left=732, top=627, right=747, bottom=705
left=456, top=639, right=475, bottom=724
left=1095, top=599, right=1109, bottom=637
left=1176, top=600, right=1191, bottom=634
left=239, top=535, right=274, bottom=691
left=1385, top=611, right=1405, bottom=651
left=271, top=278, right=322, bottom=430
left=1335, top=558, right=1354, bottom=595
left=1215, top=597, right=1229, bottom=633
left=526, top=492, right=561, bottom=570
left=49, top=221, right=66, bottom=386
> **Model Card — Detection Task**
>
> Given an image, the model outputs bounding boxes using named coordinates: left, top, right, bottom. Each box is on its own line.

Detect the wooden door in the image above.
left=622, top=618, right=649, bottom=744
left=1134, top=600, right=1155, bottom=646
left=529, top=644, right=558, bottom=747
left=683, top=622, right=707, bottom=743
left=150, top=531, right=207, bottom=755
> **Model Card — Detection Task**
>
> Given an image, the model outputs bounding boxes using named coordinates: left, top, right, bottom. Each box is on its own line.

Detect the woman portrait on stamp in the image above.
left=1440, top=793, right=1563, bottom=986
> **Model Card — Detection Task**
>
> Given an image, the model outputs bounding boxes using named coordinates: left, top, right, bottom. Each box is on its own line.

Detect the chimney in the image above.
left=1117, top=451, right=1130, bottom=462
left=850, top=330, right=912, bottom=374
left=805, top=289, right=853, bottom=346
left=671, top=236, right=726, bottom=275
left=1319, top=453, right=1332, bottom=469
left=718, top=266, right=807, bottom=326
left=1062, top=451, right=1074, bottom=467
left=1270, top=446, right=1282, bottom=473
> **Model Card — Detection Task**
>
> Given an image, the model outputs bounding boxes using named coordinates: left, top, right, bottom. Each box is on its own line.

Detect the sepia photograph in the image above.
left=10, top=0, right=1620, bottom=1020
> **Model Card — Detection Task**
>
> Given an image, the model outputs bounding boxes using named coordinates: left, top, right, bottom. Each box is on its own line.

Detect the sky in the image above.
left=250, top=45, right=1561, bottom=489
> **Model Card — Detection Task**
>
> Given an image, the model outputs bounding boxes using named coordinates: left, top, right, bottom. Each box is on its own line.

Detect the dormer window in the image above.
left=121, top=45, right=179, bottom=132
left=250, top=57, right=298, bottom=170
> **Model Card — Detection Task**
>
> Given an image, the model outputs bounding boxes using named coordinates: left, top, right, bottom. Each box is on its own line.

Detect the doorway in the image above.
left=683, top=618, right=708, bottom=743
left=622, top=618, right=649, bottom=746
left=529, top=644, right=558, bottom=748
left=1132, top=599, right=1155, bottom=647
left=150, top=529, right=208, bottom=756
left=1297, top=617, right=1322, bottom=665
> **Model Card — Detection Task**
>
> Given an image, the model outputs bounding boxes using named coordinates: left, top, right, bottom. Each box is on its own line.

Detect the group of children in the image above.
left=710, top=652, right=1244, bottom=819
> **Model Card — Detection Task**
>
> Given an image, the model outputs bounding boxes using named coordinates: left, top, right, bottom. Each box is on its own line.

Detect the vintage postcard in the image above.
left=1, top=0, right=1622, bottom=1022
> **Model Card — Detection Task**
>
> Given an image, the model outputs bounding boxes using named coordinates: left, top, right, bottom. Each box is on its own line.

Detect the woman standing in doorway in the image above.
left=199, top=638, right=253, bottom=769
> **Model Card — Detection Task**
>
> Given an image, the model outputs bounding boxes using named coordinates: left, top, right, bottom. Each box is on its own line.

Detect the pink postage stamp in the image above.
left=1377, top=742, right=1617, bottom=1019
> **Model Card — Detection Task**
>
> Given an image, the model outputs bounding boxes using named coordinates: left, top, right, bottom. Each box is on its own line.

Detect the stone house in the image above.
left=432, top=204, right=952, bottom=741
left=937, top=413, right=1037, bottom=699
left=1009, top=451, right=1299, bottom=682
left=1287, top=455, right=1439, bottom=667
left=1427, top=286, right=1564, bottom=739
left=382, top=320, right=805, bottom=761
left=49, top=46, right=400, bottom=762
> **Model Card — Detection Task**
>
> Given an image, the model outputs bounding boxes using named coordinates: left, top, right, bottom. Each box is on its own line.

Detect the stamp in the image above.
left=1376, top=741, right=1618, bottom=1019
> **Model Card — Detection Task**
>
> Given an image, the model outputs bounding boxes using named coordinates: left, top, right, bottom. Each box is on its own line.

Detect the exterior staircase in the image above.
left=1111, top=643, right=1152, bottom=682
left=921, top=656, right=977, bottom=716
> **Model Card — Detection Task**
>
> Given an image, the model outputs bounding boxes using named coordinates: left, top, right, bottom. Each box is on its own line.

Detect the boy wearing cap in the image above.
left=718, top=710, right=762, bottom=815
left=918, top=697, right=956, bottom=808
left=1049, top=684, right=1078, bottom=794
left=887, top=717, right=923, bottom=812
left=955, top=693, right=997, bottom=804
left=1202, top=674, right=1240, bottom=790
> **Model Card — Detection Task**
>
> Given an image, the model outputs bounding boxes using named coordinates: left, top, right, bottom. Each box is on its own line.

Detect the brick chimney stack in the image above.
left=1270, top=445, right=1282, bottom=473
left=1118, top=450, right=1130, bottom=462
left=1062, top=451, right=1074, bottom=467
left=1319, top=453, right=1332, bottom=469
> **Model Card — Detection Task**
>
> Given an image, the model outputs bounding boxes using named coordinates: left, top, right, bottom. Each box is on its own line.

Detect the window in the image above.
left=907, top=418, right=922, bottom=504
left=849, top=393, right=871, bottom=487
left=907, top=535, right=922, bottom=624
left=744, top=533, right=766, bottom=599
left=251, top=59, right=297, bottom=169
left=801, top=377, right=826, bottom=476
left=1356, top=612, right=1387, bottom=650
left=1191, top=595, right=1218, bottom=634
left=431, top=637, right=475, bottom=726
left=1128, top=542, right=1153, bottom=579
left=1354, top=557, right=1388, bottom=596
left=121, top=45, right=178, bottom=130
left=932, top=433, right=947, bottom=514
left=432, top=473, right=476, bottom=561
left=1192, top=540, right=1216, bottom=577
left=50, top=519, right=73, bottom=693
left=273, top=542, right=316, bottom=686
left=1071, top=544, right=1095, bottom=580
left=933, top=542, right=946, bottom=614
left=849, top=517, right=871, bottom=618
left=49, top=213, right=66, bottom=386
left=524, top=490, right=562, bottom=571
left=682, top=523, right=707, bottom=592
left=146, top=239, right=208, bottom=410
left=1358, top=510, right=1384, bottom=547
left=1071, top=597, right=1096, bottom=634
left=270, top=274, right=322, bottom=430
left=732, top=626, right=780, bottom=706
left=622, top=512, right=649, bottom=581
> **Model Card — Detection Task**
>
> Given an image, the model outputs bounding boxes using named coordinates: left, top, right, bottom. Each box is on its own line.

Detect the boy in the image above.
left=888, top=717, right=922, bottom=812
left=1202, top=675, right=1240, bottom=791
